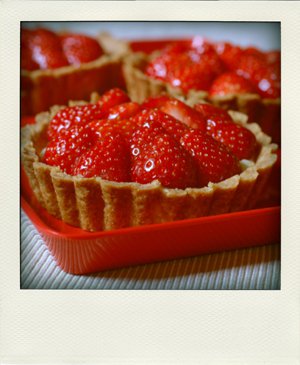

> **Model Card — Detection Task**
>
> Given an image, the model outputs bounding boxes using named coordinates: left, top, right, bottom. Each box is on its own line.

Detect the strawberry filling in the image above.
left=145, top=37, right=280, bottom=99
left=42, top=89, right=257, bottom=189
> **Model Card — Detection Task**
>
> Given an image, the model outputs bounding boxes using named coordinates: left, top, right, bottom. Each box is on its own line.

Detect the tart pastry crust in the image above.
left=21, top=97, right=278, bottom=232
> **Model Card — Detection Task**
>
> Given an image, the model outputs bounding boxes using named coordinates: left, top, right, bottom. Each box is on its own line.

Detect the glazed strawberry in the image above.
left=29, top=28, right=69, bottom=69
left=207, top=122, right=257, bottom=160
left=89, top=118, right=140, bottom=145
left=97, top=88, right=130, bottom=114
left=131, top=109, right=188, bottom=141
left=43, top=124, right=97, bottom=174
left=159, top=99, right=207, bottom=131
left=61, top=34, right=104, bottom=65
left=47, top=103, right=104, bottom=139
left=72, top=130, right=130, bottom=181
left=107, top=102, right=141, bottom=120
left=141, top=95, right=173, bottom=110
left=146, top=41, right=223, bottom=93
left=194, top=102, right=257, bottom=159
left=131, top=129, right=198, bottom=189
left=180, top=130, right=240, bottom=187
left=209, top=72, right=255, bottom=96
left=21, top=29, right=39, bottom=70
left=235, top=54, right=280, bottom=98
left=194, top=103, right=233, bottom=122
left=214, top=42, right=243, bottom=70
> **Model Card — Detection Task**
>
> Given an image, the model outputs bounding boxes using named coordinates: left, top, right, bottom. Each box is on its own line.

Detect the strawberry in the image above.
left=131, top=129, right=198, bottom=189
left=47, top=103, right=104, bottom=139
left=141, top=95, right=173, bottom=110
left=97, top=88, right=130, bottom=115
left=214, top=42, right=243, bottom=70
left=72, top=130, right=130, bottom=181
left=107, top=102, right=141, bottom=120
left=180, top=129, right=240, bottom=187
left=194, top=103, right=233, bottom=122
left=43, top=124, right=97, bottom=174
left=29, top=28, right=69, bottom=69
left=21, top=29, right=39, bottom=70
left=146, top=41, right=223, bottom=93
left=235, top=54, right=280, bottom=98
left=131, top=109, right=188, bottom=142
left=209, top=72, right=255, bottom=96
left=61, top=34, right=104, bottom=65
left=206, top=122, right=257, bottom=160
left=194, top=102, right=257, bottom=160
left=159, top=99, right=207, bottom=131
left=89, top=118, right=140, bottom=145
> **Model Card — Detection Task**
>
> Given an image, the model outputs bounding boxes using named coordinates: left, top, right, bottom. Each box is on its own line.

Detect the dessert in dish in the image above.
left=21, top=88, right=277, bottom=232
left=21, top=28, right=129, bottom=116
left=123, top=37, right=281, bottom=143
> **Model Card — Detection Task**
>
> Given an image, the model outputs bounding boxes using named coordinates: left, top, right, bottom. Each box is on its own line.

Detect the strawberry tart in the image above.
left=21, top=88, right=277, bottom=231
left=123, top=37, right=281, bottom=143
left=21, top=28, right=129, bottom=116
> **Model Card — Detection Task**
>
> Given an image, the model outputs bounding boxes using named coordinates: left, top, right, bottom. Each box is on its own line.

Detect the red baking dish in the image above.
left=21, top=163, right=280, bottom=274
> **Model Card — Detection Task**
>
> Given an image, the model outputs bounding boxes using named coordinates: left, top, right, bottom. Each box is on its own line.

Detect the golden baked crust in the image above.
left=123, top=52, right=281, bottom=143
left=21, top=97, right=278, bottom=232
left=21, top=33, right=130, bottom=116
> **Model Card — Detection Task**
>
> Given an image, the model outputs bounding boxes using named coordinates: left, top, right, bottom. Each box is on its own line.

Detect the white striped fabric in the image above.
left=21, top=211, right=280, bottom=290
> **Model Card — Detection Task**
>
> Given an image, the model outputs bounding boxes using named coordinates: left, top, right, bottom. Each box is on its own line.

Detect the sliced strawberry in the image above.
left=131, top=109, right=188, bottom=142
left=194, top=103, right=233, bottom=122
left=107, top=102, right=141, bottom=120
left=159, top=99, right=207, bottom=131
left=180, top=129, right=240, bottom=187
left=47, top=103, right=104, bottom=139
left=235, top=54, right=280, bottom=98
left=214, top=42, right=243, bottom=70
left=43, top=124, right=97, bottom=174
left=89, top=118, right=140, bottom=145
left=72, top=130, right=130, bottom=181
left=207, top=122, right=257, bottom=160
left=131, top=129, right=198, bottom=189
left=97, top=88, right=130, bottom=115
left=61, top=34, right=104, bottom=65
left=141, top=95, right=173, bottom=110
left=194, top=102, right=257, bottom=160
left=29, top=28, right=69, bottom=69
left=209, top=72, right=255, bottom=96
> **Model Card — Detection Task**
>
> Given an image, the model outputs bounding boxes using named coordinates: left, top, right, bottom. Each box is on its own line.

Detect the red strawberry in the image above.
left=131, top=129, right=198, bottom=189
left=194, top=103, right=233, bottom=122
left=206, top=122, right=257, bottom=160
left=180, top=129, right=240, bottom=187
left=72, top=130, right=130, bottom=181
left=209, top=72, right=255, bottom=96
left=47, top=103, right=104, bottom=139
left=29, top=28, right=69, bottom=69
left=61, top=34, right=103, bottom=65
left=89, top=118, right=140, bottom=145
left=21, top=29, right=39, bottom=70
left=194, top=103, right=257, bottom=160
left=97, top=88, right=130, bottom=115
left=107, top=102, right=141, bottom=120
left=131, top=109, right=188, bottom=142
left=43, top=124, right=97, bottom=174
left=141, top=95, right=173, bottom=110
left=159, top=99, right=207, bottom=131
left=214, top=42, right=243, bottom=70
left=235, top=54, right=280, bottom=98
